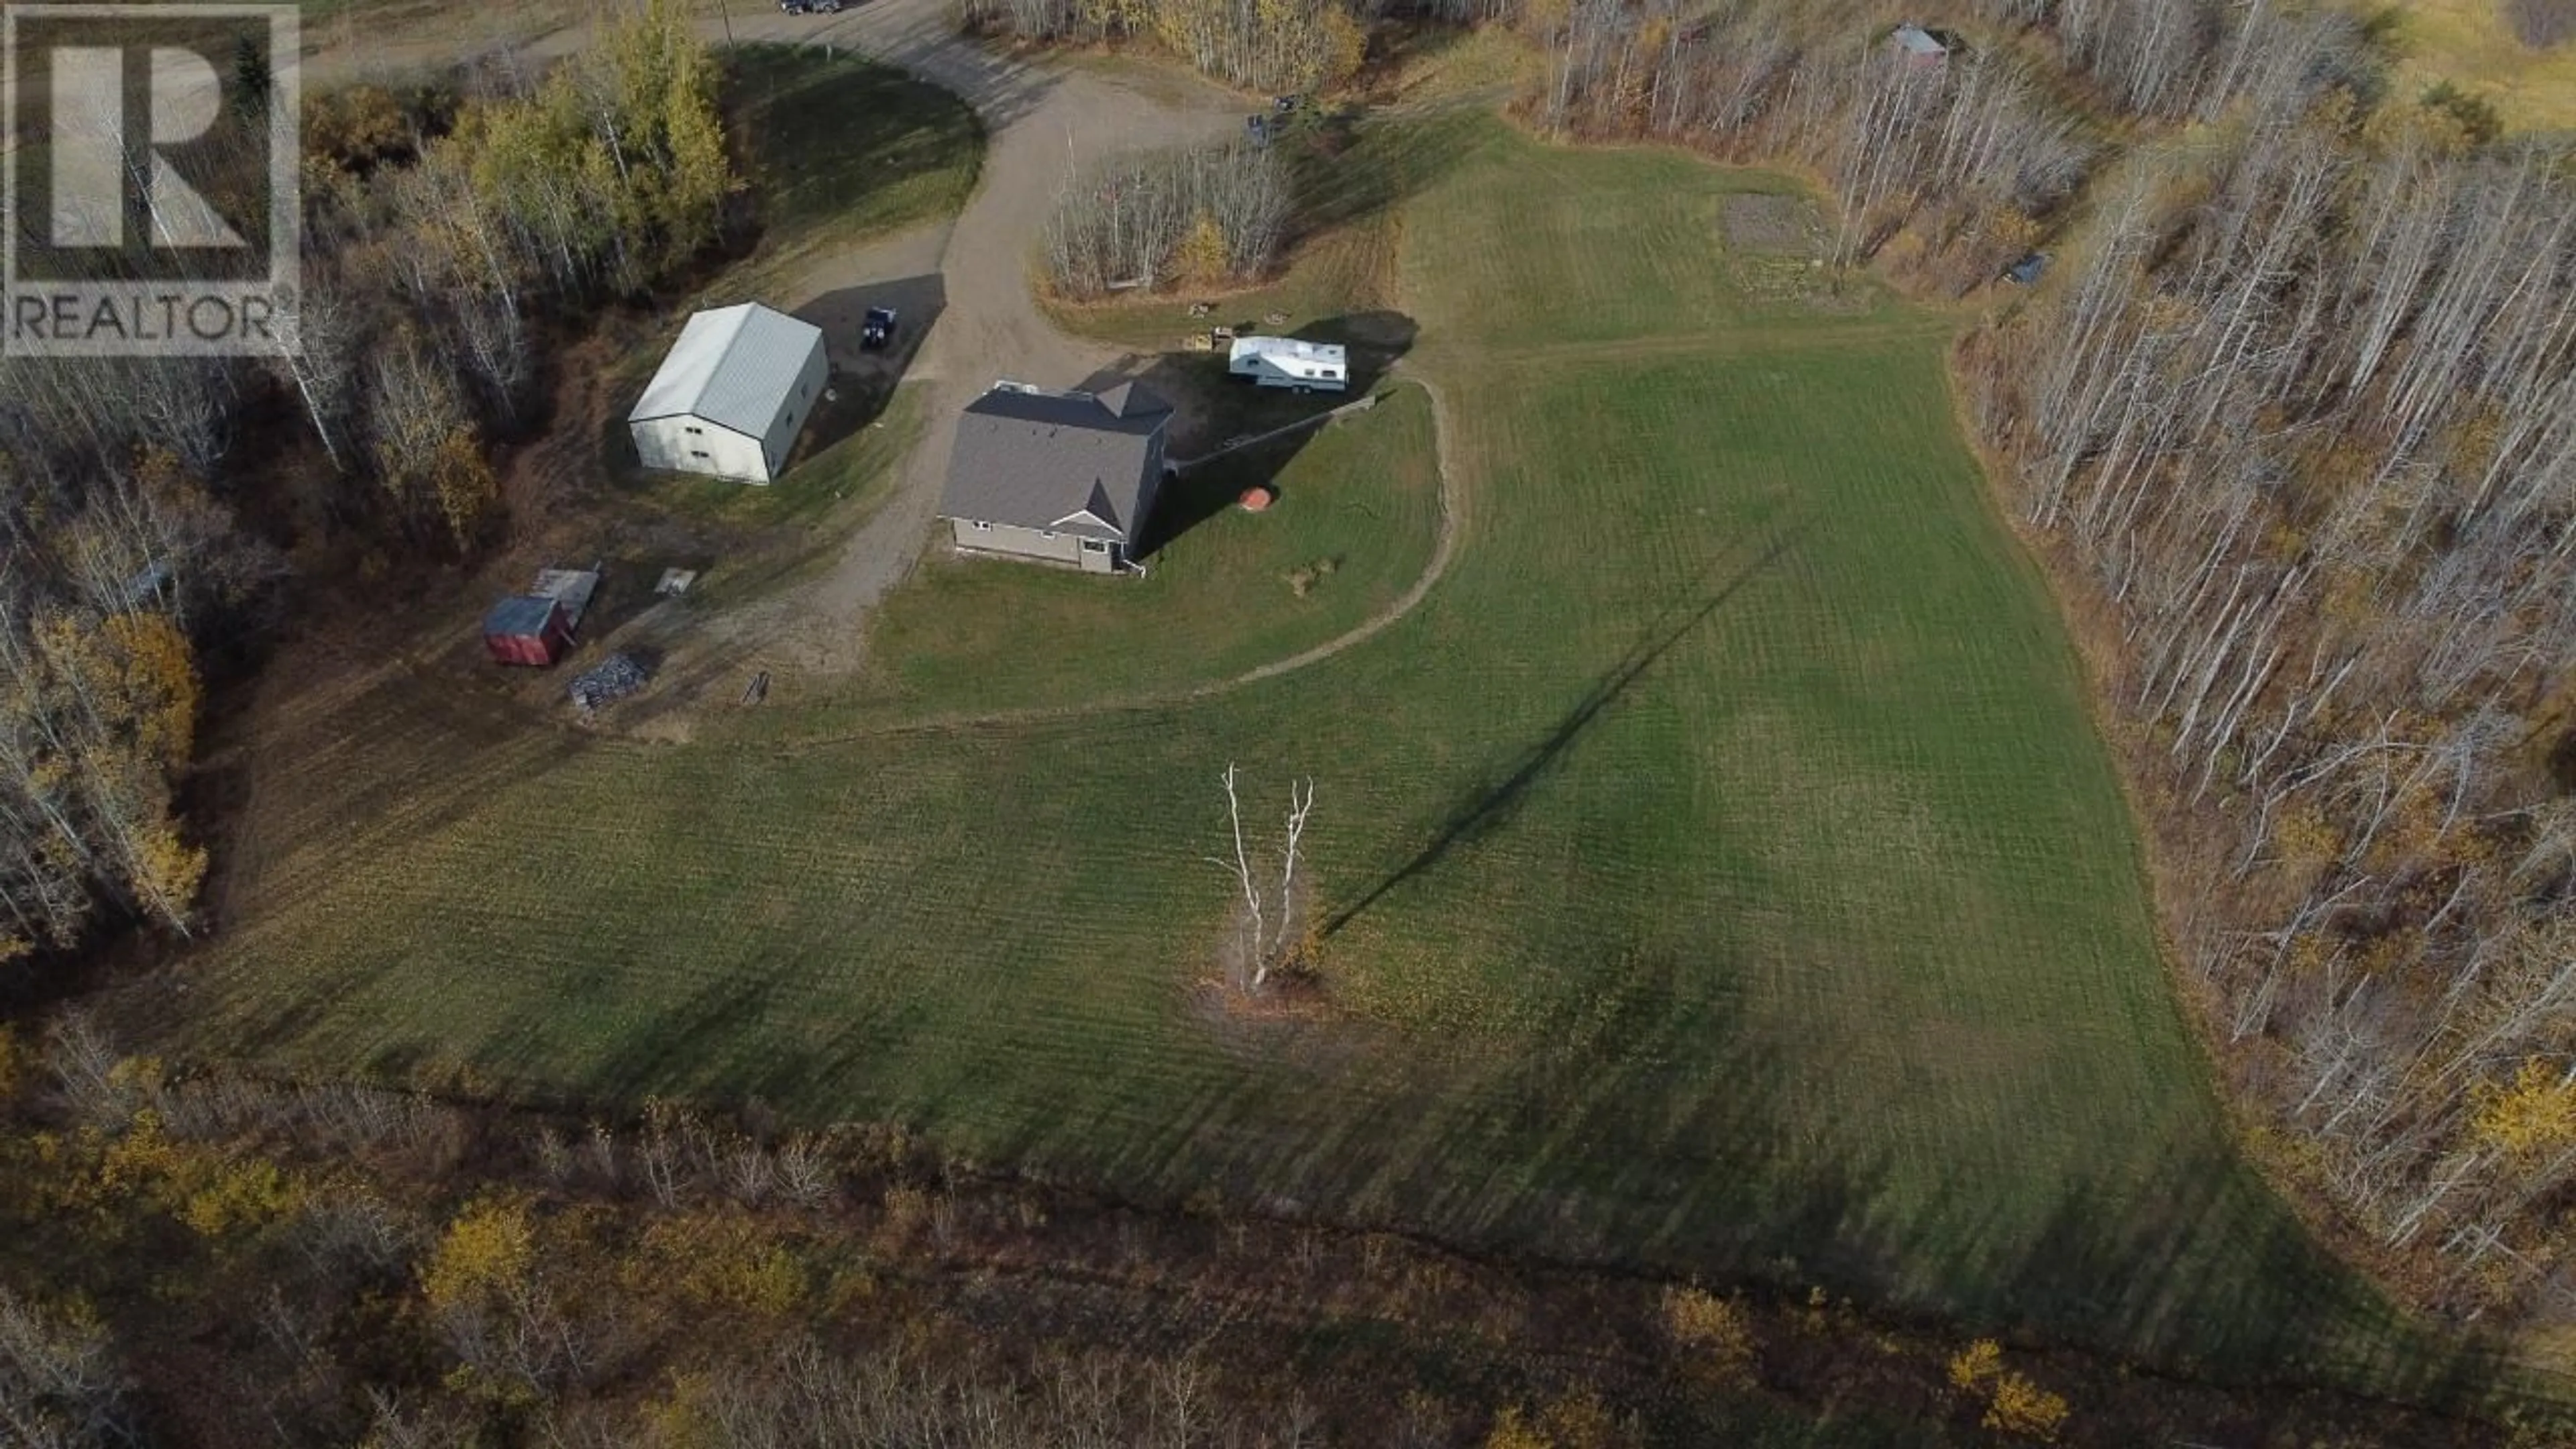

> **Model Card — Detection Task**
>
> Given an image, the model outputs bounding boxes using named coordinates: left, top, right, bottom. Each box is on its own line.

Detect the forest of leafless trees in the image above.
left=1977, top=112, right=2576, bottom=1320
left=0, top=0, right=732, bottom=967
left=1042, top=142, right=1293, bottom=297
left=1483, top=0, right=2576, bottom=1320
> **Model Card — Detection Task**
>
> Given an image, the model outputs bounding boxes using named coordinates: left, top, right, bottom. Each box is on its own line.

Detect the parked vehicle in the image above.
left=781, top=0, right=842, bottom=13
left=861, top=307, right=898, bottom=351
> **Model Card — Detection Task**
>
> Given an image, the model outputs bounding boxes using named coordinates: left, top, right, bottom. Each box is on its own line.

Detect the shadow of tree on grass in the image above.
left=1328, top=524, right=1806, bottom=934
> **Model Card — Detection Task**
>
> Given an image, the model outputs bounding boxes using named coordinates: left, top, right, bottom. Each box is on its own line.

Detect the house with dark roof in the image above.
left=936, top=381, right=1174, bottom=574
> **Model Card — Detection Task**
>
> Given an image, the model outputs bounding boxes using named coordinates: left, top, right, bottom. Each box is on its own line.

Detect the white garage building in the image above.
left=628, top=302, right=828, bottom=484
left=1227, top=335, right=1348, bottom=392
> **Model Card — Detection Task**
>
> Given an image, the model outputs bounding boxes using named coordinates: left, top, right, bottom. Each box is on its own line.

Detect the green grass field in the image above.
left=172, top=107, right=2490, bottom=1395
left=720, top=45, right=985, bottom=272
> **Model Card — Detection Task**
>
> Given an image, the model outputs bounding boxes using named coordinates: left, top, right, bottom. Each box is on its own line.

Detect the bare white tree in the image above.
left=1213, top=762, right=1265, bottom=988
left=1270, top=777, right=1318, bottom=991
left=1209, top=763, right=1318, bottom=994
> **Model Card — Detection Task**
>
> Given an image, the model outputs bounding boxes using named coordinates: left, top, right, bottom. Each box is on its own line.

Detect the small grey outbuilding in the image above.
left=1888, top=22, right=1950, bottom=67
left=936, top=381, right=1173, bottom=574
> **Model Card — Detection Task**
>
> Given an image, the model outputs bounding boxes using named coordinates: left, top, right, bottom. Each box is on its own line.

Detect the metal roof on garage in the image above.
left=627, top=302, right=824, bottom=439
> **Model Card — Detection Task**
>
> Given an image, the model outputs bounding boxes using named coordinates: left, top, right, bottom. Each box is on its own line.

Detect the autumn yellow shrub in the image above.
left=633, top=1212, right=806, bottom=1318
left=2474, top=1060, right=2576, bottom=1159
left=107, top=1054, right=164, bottom=1106
left=1947, top=1337, right=2002, bottom=1391
left=1477, top=1393, right=1620, bottom=1449
left=98, top=612, right=199, bottom=766
left=422, top=1197, right=534, bottom=1311
left=638, top=1370, right=720, bottom=1448
left=427, top=429, right=498, bottom=548
left=1662, top=1285, right=1756, bottom=1384
left=180, top=1155, right=301, bottom=1238
left=95, top=1111, right=182, bottom=1198
left=1534, top=1390, right=1615, bottom=1448
left=2269, top=800, right=2343, bottom=871
left=83, top=1110, right=302, bottom=1238
left=303, top=84, right=414, bottom=174
left=0, top=1024, right=21, bottom=1100
left=1483, top=1405, right=1552, bottom=1449
left=1947, top=1338, right=2069, bottom=1442
left=1175, top=213, right=1231, bottom=285
left=1983, top=1371, right=2070, bottom=1441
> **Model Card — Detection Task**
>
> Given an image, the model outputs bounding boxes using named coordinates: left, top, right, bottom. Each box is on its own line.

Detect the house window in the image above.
left=973, top=521, right=992, bottom=532
left=1040, top=530, right=1058, bottom=540
left=685, top=425, right=704, bottom=435
left=690, top=449, right=711, bottom=459
left=1321, top=369, right=1341, bottom=380
left=1081, top=539, right=1108, bottom=553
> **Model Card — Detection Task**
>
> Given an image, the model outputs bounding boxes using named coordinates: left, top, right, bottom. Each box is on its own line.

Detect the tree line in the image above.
left=1474, top=0, right=2576, bottom=1325
left=1, top=1015, right=2530, bottom=1447
left=962, top=0, right=1368, bottom=93
left=0, top=0, right=735, bottom=967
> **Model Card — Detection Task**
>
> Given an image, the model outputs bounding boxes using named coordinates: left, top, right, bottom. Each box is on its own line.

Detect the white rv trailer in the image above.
left=1226, top=335, right=1348, bottom=393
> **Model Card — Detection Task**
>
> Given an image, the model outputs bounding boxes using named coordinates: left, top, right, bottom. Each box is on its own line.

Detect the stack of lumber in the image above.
left=569, top=653, right=650, bottom=714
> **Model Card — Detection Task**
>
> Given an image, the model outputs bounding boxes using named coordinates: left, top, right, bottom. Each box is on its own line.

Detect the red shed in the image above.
left=483, top=594, right=573, bottom=667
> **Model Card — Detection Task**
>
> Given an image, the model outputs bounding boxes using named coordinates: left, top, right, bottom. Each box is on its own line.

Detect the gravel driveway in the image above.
left=314, top=1, right=1246, bottom=684
left=722, top=0, right=1244, bottom=670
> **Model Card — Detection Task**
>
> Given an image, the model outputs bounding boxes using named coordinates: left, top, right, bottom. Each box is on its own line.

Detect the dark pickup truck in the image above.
left=861, top=307, right=897, bottom=350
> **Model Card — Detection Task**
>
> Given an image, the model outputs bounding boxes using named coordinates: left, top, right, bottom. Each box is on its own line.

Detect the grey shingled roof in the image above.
left=937, top=384, right=1171, bottom=542
left=628, top=303, right=824, bottom=439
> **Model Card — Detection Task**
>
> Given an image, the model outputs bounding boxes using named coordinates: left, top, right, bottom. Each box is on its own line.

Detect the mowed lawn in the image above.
left=841, top=385, right=1442, bottom=720
left=178, top=115, right=2463, bottom=1386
